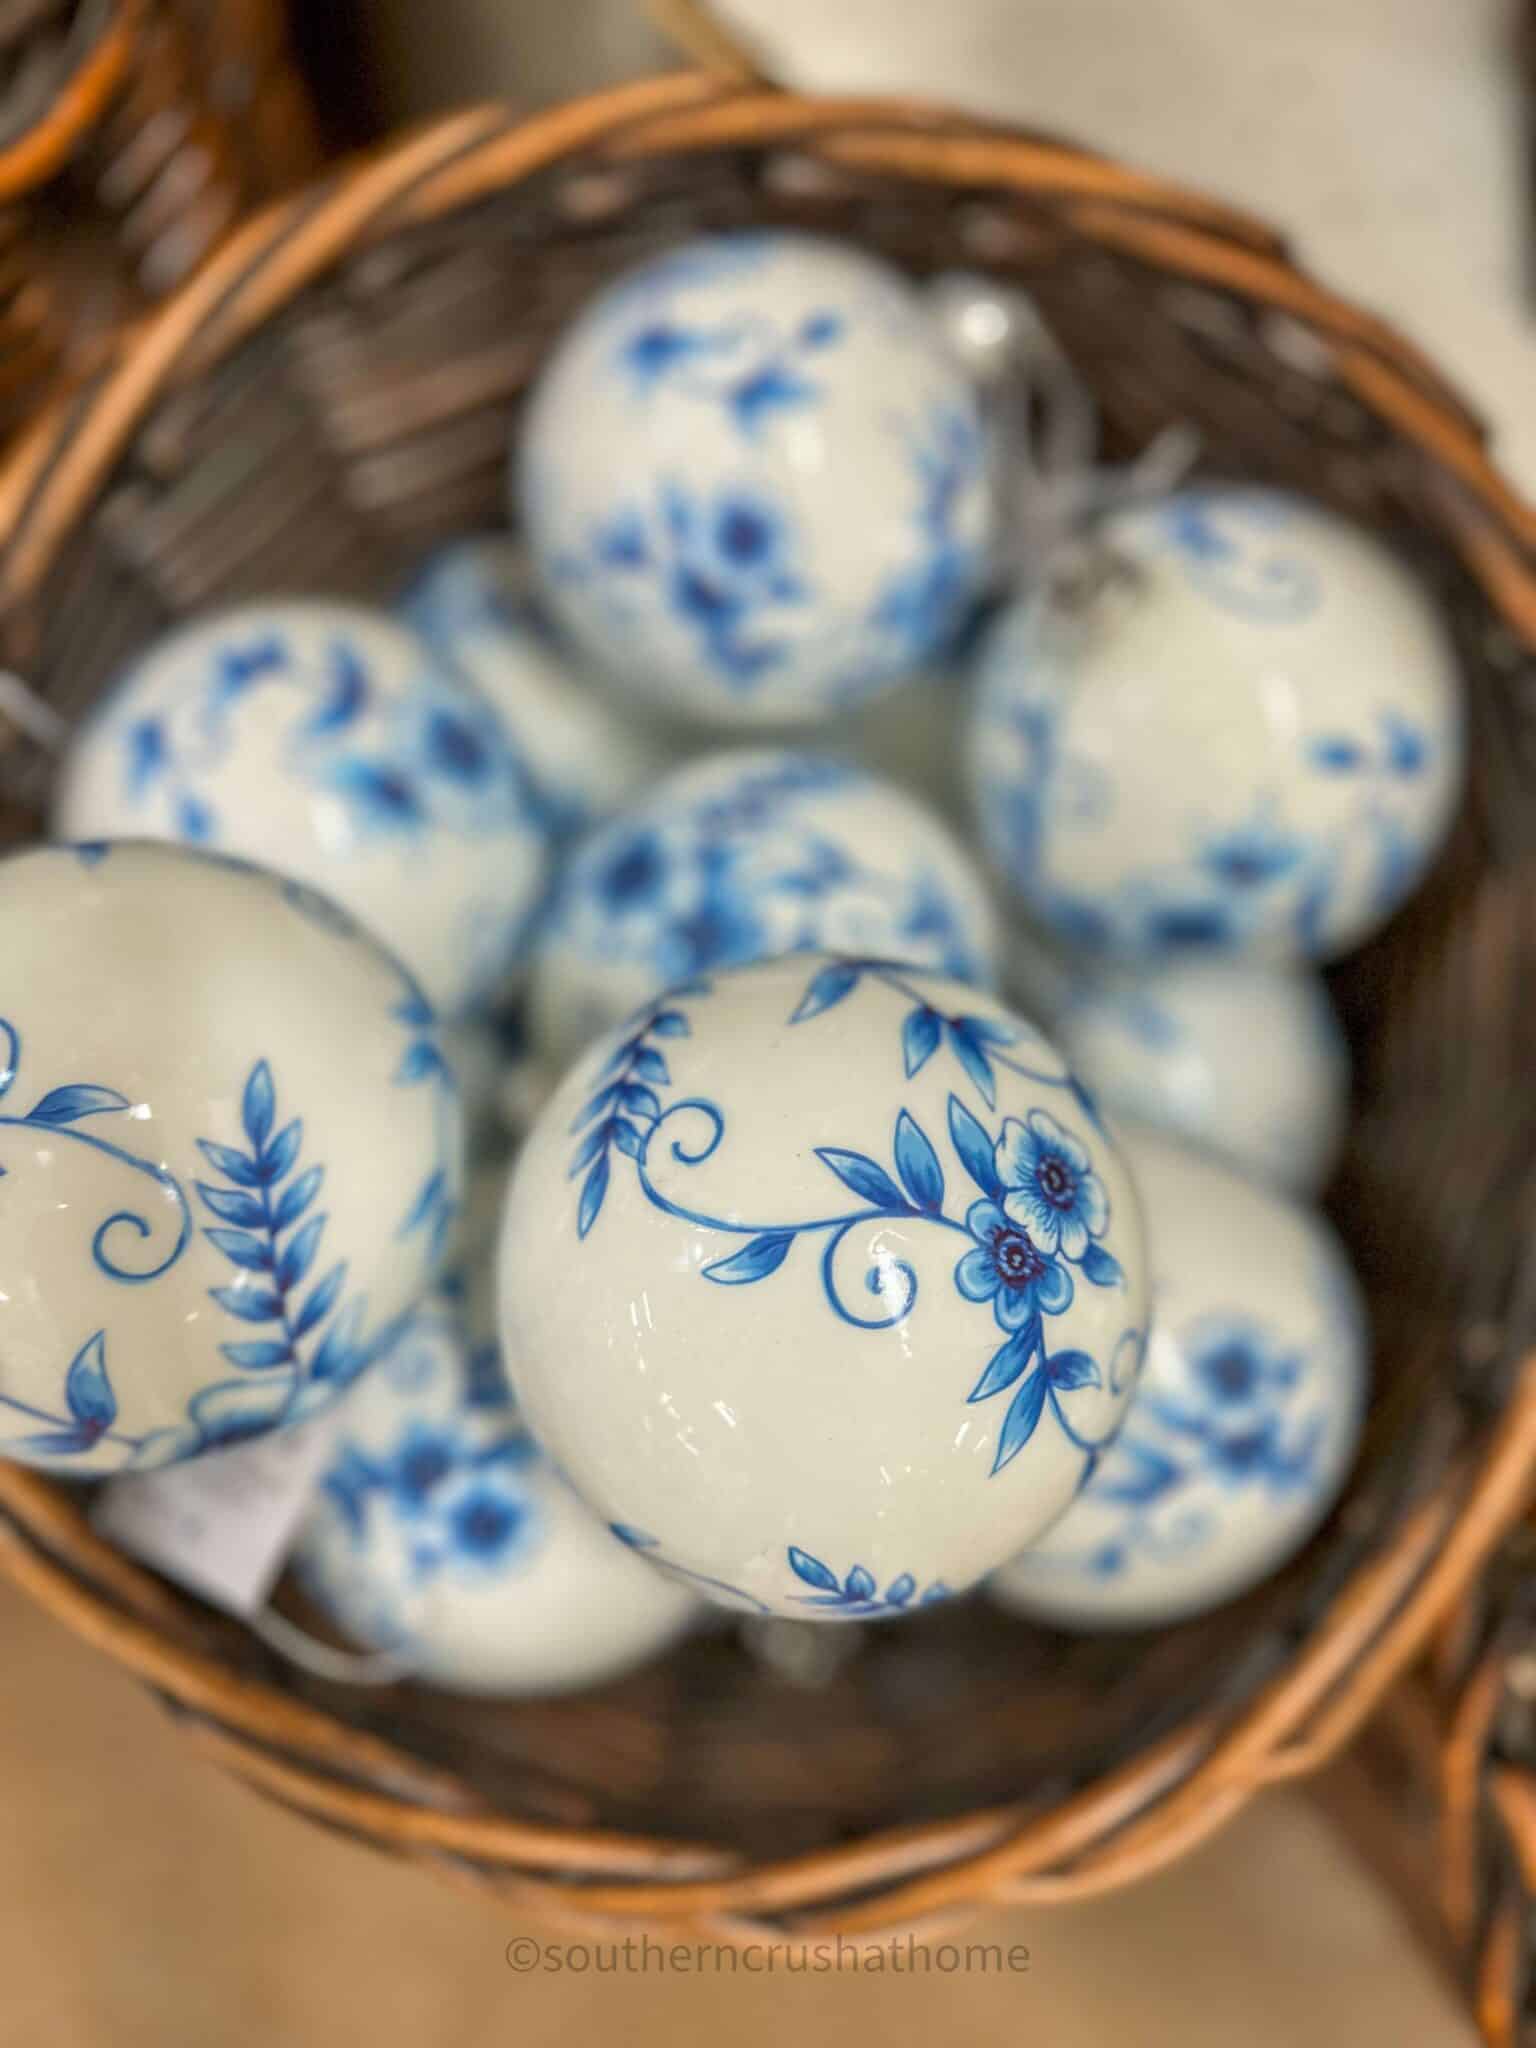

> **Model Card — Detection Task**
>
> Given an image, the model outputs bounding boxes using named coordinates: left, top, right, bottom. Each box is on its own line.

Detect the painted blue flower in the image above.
left=955, top=1199, right=1073, bottom=1330
left=594, top=827, right=670, bottom=917
left=1187, top=1318, right=1300, bottom=1410
left=443, top=1476, right=531, bottom=1573
left=995, top=1110, right=1108, bottom=1261
left=389, top=1421, right=458, bottom=1511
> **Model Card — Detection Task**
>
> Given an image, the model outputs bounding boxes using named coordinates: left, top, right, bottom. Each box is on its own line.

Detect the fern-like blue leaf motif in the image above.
left=787, top=1545, right=949, bottom=1615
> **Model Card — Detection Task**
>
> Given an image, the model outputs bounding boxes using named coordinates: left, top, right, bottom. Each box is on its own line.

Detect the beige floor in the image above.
left=0, top=1575, right=1476, bottom=2047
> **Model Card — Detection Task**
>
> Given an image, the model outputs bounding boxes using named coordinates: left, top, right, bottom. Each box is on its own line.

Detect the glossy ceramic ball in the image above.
left=400, top=536, right=669, bottom=839
left=529, top=748, right=999, bottom=1070
left=989, top=1124, right=1368, bottom=1629
left=53, top=600, right=552, bottom=1018
left=501, top=954, right=1149, bottom=1620
left=1055, top=961, right=1349, bottom=1195
left=967, top=487, right=1465, bottom=962
left=291, top=1298, right=698, bottom=1695
left=0, top=842, right=463, bottom=1476
left=517, top=231, right=996, bottom=727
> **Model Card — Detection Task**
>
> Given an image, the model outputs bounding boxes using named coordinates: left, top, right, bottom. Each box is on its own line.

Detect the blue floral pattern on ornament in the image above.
left=981, top=685, right=1441, bottom=958
left=106, top=624, right=541, bottom=854
left=1157, top=491, right=1320, bottom=622
left=1052, top=1315, right=1329, bottom=1580
left=551, top=753, right=986, bottom=1000
left=571, top=961, right=1139, bottom=1476
left=608, top=1526, right=948, bottom=1618
left=617, top=296, right=845, bottom=437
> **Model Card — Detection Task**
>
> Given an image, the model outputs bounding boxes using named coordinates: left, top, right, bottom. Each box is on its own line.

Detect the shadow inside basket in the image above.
left=4, top=125, right=1536, bottom=1865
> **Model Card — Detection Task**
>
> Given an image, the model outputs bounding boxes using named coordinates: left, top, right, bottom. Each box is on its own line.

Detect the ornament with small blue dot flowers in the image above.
left=966, top=487, right=1465, bottom=964
left=290, top=1292, right=698, bottom=1696
left=515, top=231, right=997, bottom=728
left=53, top=600, right=554, bottom=1019
left=989, top=1123, right=1368, bottom=1629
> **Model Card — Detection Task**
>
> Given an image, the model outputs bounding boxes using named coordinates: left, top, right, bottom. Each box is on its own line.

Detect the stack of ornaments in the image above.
left=0, top=230, right=1464, bottom=1694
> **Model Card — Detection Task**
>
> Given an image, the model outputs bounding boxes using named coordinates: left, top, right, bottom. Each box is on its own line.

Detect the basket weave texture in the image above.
left=0, top=0, right=320, bottom=439
left=0, top=75, right=1535, bottom=1941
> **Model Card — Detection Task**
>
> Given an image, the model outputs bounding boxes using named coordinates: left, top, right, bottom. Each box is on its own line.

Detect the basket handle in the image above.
left=646, top=0, right=777, bottom=85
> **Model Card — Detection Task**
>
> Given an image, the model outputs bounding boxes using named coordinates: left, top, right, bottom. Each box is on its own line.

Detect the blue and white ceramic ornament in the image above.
left=500, top=953, right=1149, bottom=1620
left=1055, top=960, right=1350, bottom=1196
left=0, top=842, right=462, bottom=1475
left=517, top=231, right=996, bottom=727
left=989, top=1123, right=1368, bottom=1628
left=966, top=487, right=1464, bottom=962
left=400, top=536, right=670, bottom=839
left=528, top=748, right=1000, bottom=1070
left=291, top=1296, right=698, bottom=1696
left=53, top=600, right=552, bottom=1018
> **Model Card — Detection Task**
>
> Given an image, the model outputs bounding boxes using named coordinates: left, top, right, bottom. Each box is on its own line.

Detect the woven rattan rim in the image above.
left=0, top=78, right=1534, bottom=1935
left=0, top=0, right=133, bottom=195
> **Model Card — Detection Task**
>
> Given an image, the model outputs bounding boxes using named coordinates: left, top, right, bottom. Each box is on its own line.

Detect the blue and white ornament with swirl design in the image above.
left=53, top=600, right=553, bottom=1018
left=516, top=231, right=996, bottom=727
left=989, top=1123, right=1368, bottom=1628
left=529, top=746, right=999, bottom=1071
left=500, top=953, right=1149, bottom=1620
left=291, top=1292, right=698, bottom=1696
left=966, top=487, right=1464, bottom=962
left=0, top=842, right=462, bottom=1476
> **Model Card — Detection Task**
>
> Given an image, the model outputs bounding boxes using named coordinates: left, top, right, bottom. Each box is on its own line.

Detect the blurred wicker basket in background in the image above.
left=0, top=0, right=319, bottom=440
left=0, top=70, right=1533, bottom=1957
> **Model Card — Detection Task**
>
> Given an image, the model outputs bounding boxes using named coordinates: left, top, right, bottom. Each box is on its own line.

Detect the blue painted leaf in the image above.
left=893, top=1109, right=944, bottom=1213
left=993, top=1366, right=1049, bottom=1474
left=902, top=1005, right=941, bottom=1078
left=293, top=1262, right=346, bottom=1338
left=277, top=1214, right=325, bottom=1291
left=790, top=960, right=861, bottom=1024
left=702, top=1232, right=793, bottom=1285
left=959, top=1015, right=1018, bottom=1049
left=649, top=1010, right=689, bottom=1038
left=126, top=717, right=166, bottom=796
left=570, top=1123, right=610, bottom=1175
left=948, top=1022, right=997, bottom=1107
left=597, top=1038, right=640, bottom=1082
left=330, top=758, right=422, bottom=826
left=397, top=1039, right=447, bottom=1085
left=1080, top=1243, right=1124, bottom=1289
left=570, top=1084, right=621, bottom=1132
left=309, top=1299, right=365, bottom=1383
left=65, top=1331, right=115, bottom=1428
left=844, top=1564, right=876, bottom=1602
left=731, top=363, right=814, bottom=433
left=242, top=1061, right=275, bottom=1148
left=1098, top=1439, right=1180, bottom=1506
left=620, top=1082, right=661, bottom=1118
left=259, top=1119, right=302, bottom=1183
left=272, top=1165, right=323, bottom=1231
left=211, top=1284, right=284, bottom=1323
left=968, top=1324, right=1036, bottom=1404
left=219, top=1340, right=293, bottom=1371
left=307, top=642, right=368, bottom=735
left=399, top=1170, right=445, bottom=1237
left=814, top=1147, right=906, bottom=1211
left=611, top=1119, right=643, bottom=1159
left=1308, top=736, right=1364, bottom=773
left=630, top=1046, right=669, bottom=1085
left=26, top=1084, right=130, bottom=1126
left=205, top=1228, right=273, bottom=1273
left=20, top=1428, right=98, bottom=1455
left=921, top=1584, right=951, bottom=1606
left=187, top=1377, right=289, bottom=1445
left=577, top=1155, right=609, bottom=1238
left=885, top=1573, right=915, bottom=1607
left=196, top=1183, right=266, bottom=1228
left=198, top=1139, right=262, bottom=1187
left=948, top=1094, right=1001, bottom=1197
left=394, top=992, right=435, bottom=1030
left=610, top=1523, right=654, bottom=1550
left=1048, top=1349, right=1101, bottom=1392
left=788, top=1545, right=840, bottom=1593
left=174, top=793, right=215, bottom=842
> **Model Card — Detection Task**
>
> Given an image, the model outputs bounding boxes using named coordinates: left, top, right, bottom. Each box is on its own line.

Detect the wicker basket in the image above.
left=0, top=0, right=320, bottom=439
left=0, top=73, right=1535, bottom=1945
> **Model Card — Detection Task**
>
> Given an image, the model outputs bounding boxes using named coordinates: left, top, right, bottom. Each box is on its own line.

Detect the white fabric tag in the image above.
left=92, top=1411, right=342, bottom=1616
